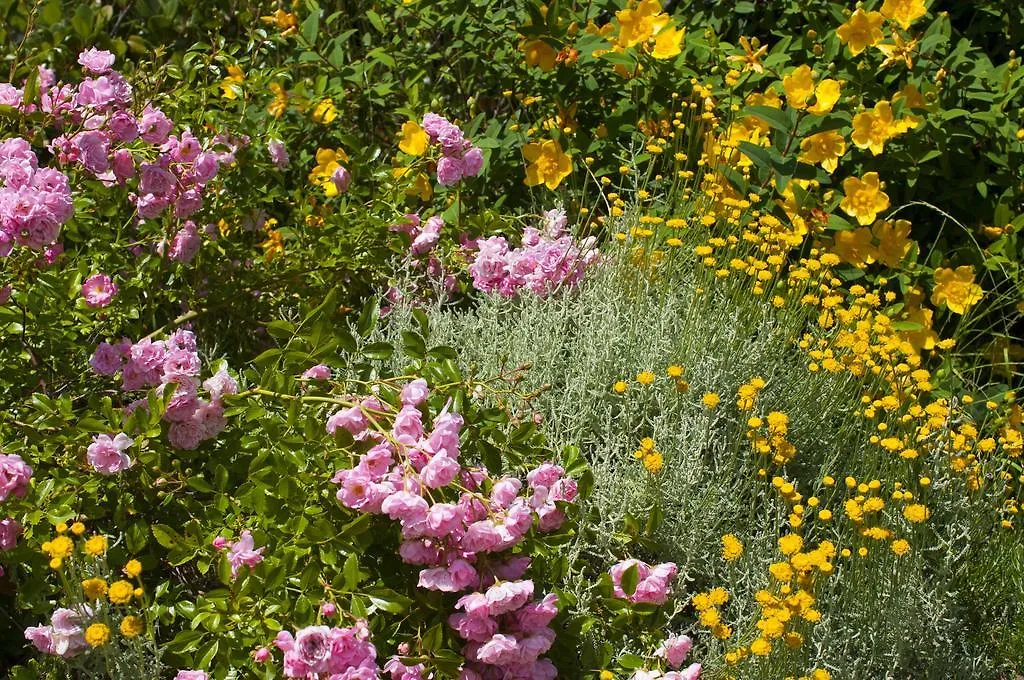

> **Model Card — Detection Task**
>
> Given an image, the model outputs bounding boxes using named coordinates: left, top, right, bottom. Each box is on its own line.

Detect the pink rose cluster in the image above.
left=420, top=113, right=484, bottom=187
left=24, top=606, right=91, bottom=658
left=468, top=208, right=598, bottom=298
left=609, top=558, right=678, bottom=605
left=451, top=580, right=560, bottom=679
left=327, top=378, right=577, bottom=677
left=0, top=137, right=73, bottom=256
left=653, top=634, right=701, bottom=678
left=632, top=668, right=701, bottom=680
left=392, top=213, right=446, bottom=257
left=89, top=328, right=237, bottom=449
left=2, top=48, right=226, bottom=226
left=273, top=620, right=378, bottom=679
left=174, top=672, right=209, bottom=680
left=0, top=452, right=31, bottom=574
left=212, top=529, right=265, bottom=579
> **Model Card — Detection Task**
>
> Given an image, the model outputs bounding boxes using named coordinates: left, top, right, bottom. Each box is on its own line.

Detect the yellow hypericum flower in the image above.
left=877, top=32, right=919, bottom=70
left=831, top=227, right=877, bottom=268
left=615, top=0, right=663, bottom=48
left=799, top=131, right=846, bottom=174
left=219, top=65, right=245, bottom=100
left=123, top=559, right=143, bottom=578
left=81, top=578, right=108, bottom=600
left=807, top=79, right=841, bottom=115
left=931, top=266, right=983, bottom=315
left=108, top=580, right=135, bottom=605
left=521, top=39, right=557, bottom=71
left=650, top=23, right=685, bottom=60
left=398, top=121, right=429, bottom=156
left=728, top=36, right=768, bottom=74
left=873, top=219, right=913, bottom=268
left=85, top=623, right=110, bottom=647
left=840, top=172, right=890, bottom=226
left=600, top=671, right=614, bottom=680
left=120, top=615, right=145, bottom=638
left=837, top=8, right=885, bottom=56
left=261, top=229, right=285, bottom=261
left=782, top=65, right=815, bottom=109
left=261, top=8, right=299, bottom=33
left=880, top=0, right=928, bottom=29
left=311, top=99, right=337, bottom=124
left=267, top=83, right=289, bottom=119
left=722, top=533, right=744, bottom=561
left=84, top=534, right=108, bottom=557
left=702, top=392, right=721, bottom=409
left=309, top=148, right=350, bottom=196
left=523, top=140, right=573, bottom=190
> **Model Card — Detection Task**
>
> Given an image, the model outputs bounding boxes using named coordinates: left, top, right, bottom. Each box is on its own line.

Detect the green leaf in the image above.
left=742, top=105, right=796, bottom=135
left=620, top=563, right=639, bottom=597
left=152, top=524, right=183, bottom=549
left=363, top=342, right=394, bottom=360
left=302, top=10, right=320, bottom=44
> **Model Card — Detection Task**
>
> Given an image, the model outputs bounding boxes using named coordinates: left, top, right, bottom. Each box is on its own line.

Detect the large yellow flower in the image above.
left=837, top=9, right=885, bottom=56
left=831, top=227, right=877, bottom=268
left=650, top=22, right=685, bottom=60
left=728, top=36, right=768, bottom=74
left=219, top=65, right=244, bottom=100
left=840, top=172, right=890, bottom=226
left=931, top=266, right=983, bottom=314
left=615, top=0, right=663, bottom=48
left=880, top=0, right=928, bottom=30
left=807, top=79, right=841, bottom=115
left=398, top=121, right=429, bottom=156
left=873, top=219, right=913, bottom=267
left=521, top=39, right=558, bottom=71
left=309, top=148, right=350, bottom=196
left=311, top=99, right=337, bottom=125
left=523, top=140, right=573, bottom=190
left=782, top=65, right=815, bottom=109
left=799, top=130, right=846, bottom=173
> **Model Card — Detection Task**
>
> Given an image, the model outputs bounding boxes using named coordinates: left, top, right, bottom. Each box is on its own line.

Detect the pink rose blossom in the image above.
left=0, top=453, right=33, bottom=501
left=78, top=48, right=115, bottom=74
left=86, top=433, right=134, bottom=474
left=81, top=273, right=117, bottom=308
left=226, top=530, right=265, bottom=578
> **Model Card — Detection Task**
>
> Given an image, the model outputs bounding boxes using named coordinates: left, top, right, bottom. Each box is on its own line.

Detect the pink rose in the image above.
left=86, top=433, right=134, bottom=474
left=0, top=453, right=33, bottom=501
left=226, top=530, right=265, bottom=578
left=77, top=48, right=115, bottom=74
left=81, top=273, right=117, bottom=308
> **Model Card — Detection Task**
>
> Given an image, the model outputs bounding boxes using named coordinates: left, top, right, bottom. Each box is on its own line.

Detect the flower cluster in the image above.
left=0, top=452, right=31, bottom=574
left=392, top=213, right=446, bottom=257
left=419, top=113, right=484, bottom=186
left=468, top=208, right=598, bottom=297
left=0, top=137, right=73, bottom=255
left=609, top=558, right=678, bottom=605
left=327, top=378, right=577, bottom=677
left=25, top=607, right=91, bottom=658
left=273, top=621, right=378, bottom=678
left=90, top=328, right=237, bottom=449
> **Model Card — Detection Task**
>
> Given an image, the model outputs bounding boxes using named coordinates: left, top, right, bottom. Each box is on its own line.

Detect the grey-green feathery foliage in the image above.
left=366, top=232, right=1020, bottom=679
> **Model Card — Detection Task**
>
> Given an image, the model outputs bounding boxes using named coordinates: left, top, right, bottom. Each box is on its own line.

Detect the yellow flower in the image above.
left=267, top=82, right=288, bottom=119
left=612, top=380, right=628, bottom=394
left=877, top=32, right=919, bottom=70
left=70, top=522, right=86, bottom=536
left=84, top=534, right=108, bottom=557
left=81, top=578, right=108, bottom=601
left=840, top=172, right=890, bottom=226
left=399, top=121, right=429, bottom=156
left=750, top=637, right=772, bottom=656
left=782, top=65, right=815, bottom=109
left=108, top=580, right=135, bottom=605
left=642, top=451, right=664, bottom=474
left=873, top=219, right=913, bottom=268
left=831, top=227, right=877, bottom=268
left=120, top=615, right=145, bottom=638
left=43, top=535, right=74, bottom=559
left=123, top=559, right=143, bottom=578
left=728, top=36, right=768, bottom=74
left=807, top=79, right=841, bottom=115
left=600, top=672, right=614, bottom=680
left=615, top=0, right=663, bottom=48
left=799, top=131, right=846, bottom=173
left=931, top=266, right=983, bottom=314
left=702, top=392, right=721, bottom=409
left=837, top=8, right=885, bottom=56
left=523, top=140, right=573, bottom=190
left=903, top=503, right=930, bottom=523
left=309, top=148, right=350, bottom=196
left=851, top=101, right=916, bottom=156
left=219, top=65, right=245, bottom=100
left=636, top=370, right=655, bottom=385
left=778, top=533, right=803, bottom=556
left=722, top=534, right=744, bottom=561
left=521, top=39, right=557, bottom=71
left=881, top=0, right=928, bottom=29
left=891, top=538, right=911, bottom=556
left=650, top=23, right=685, bottom=60
left=85, top=623, right=110, bottom=647
left=261, top=228, right=284, bottom=261
left=311, top=99, right=337, bottom=125
left=261, top=8, right=299, bottom=33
